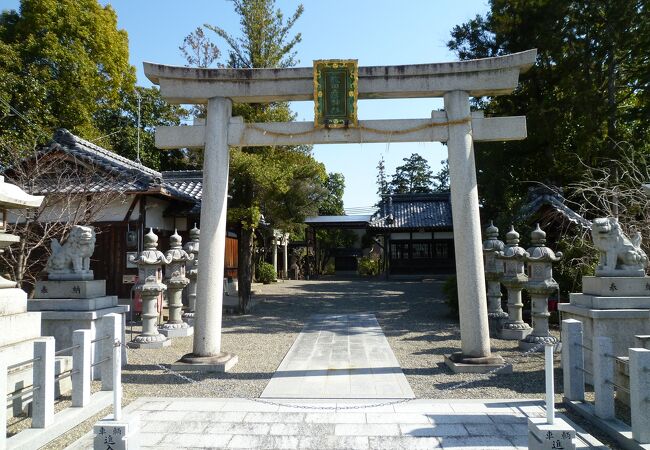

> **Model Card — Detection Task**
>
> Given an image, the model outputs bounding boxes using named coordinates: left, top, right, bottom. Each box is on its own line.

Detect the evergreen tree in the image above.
left=389, top=153, right=433, bottom=194
left=432, top=159, right=450, bottom=192
left=447, top=0, right=650, bottom=222
left=0, top=0, right=135, bottom=155
left=376, top=156, right=389, bottom=198
left=200, top=0, right=325, bottom=312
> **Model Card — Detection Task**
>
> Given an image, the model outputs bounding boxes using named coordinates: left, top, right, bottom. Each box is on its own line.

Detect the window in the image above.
left=434, top=242, right=450, bottom=259
left=412, top=242, right=432, bottom=259
left=390, top=242, right=410, bottom=260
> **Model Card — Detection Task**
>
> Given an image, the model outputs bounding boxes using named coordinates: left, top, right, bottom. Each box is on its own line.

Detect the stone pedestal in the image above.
left=528, top=417, right=576, bottom=450
left=443, top=353, right=512, bottom=374
left=93, top=416, right=140, bottom=450
left=28, top=281, right=128, bottom=379
left=558, top=276, right=650, bottom=384
left=2, top=287, right=43, bottom=417
left=129, top=285, right=170, bottom=349
left=34, top=279, right=106, bottom=299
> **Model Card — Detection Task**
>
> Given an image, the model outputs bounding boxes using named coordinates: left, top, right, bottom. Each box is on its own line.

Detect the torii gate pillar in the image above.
left=176, top=97, right=239, bottom=371
left=443, top=91, right=504, bottom=370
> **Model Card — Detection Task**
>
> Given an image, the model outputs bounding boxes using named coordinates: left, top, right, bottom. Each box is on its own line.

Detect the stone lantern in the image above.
left=496, top=226, right=532, bottom=340
left=129, top=228, right=172, bottom=349
left=160, top=230, right=192, bottom=337
left=483, top=221, right=508, bottom=335
left=0, top=176, right=44, bottom=287
left=182, top=224, right=199, bottom=324
left=520, top=224, right=563, bottom=351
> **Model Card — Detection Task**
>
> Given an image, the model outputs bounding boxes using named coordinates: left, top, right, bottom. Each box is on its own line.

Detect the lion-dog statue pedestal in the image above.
left=28, top=225, right=129, bottom=379
left=559, top=217, right=650, bottom=399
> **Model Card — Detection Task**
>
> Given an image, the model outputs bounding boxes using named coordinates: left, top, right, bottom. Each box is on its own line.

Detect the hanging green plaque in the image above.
left=313, top=59, right=358, bottom=128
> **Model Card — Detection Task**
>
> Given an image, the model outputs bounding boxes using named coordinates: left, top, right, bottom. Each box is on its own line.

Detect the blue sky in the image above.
left=1, top=0, right=489, bottom=209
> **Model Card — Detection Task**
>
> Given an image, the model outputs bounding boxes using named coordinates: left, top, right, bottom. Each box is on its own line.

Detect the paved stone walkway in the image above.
left=261, top=314, right=415, bottom=399
left=67, top=397, right=607, bottom=449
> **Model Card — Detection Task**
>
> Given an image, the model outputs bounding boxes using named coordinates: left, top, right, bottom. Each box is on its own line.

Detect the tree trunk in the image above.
left=237, top=226, right=255, bottom=314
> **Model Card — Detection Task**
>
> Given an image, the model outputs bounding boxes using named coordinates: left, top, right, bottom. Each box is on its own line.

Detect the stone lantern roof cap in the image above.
left=505, top=225, right=520, bottom=244
left=483, top=221, right=504, bottom=252
left=525, top=224, right=563, bottom=262
left=144, top=228, right=158, bottom=249
left=530, top=223, right=546, bottom=245
left=189, top=224, right=200, bottom=240
left=485, top=221, right=499, bottom=238
left=0, top=176, right=44, bottom=209
left=170, top=229, right=182, bottom=247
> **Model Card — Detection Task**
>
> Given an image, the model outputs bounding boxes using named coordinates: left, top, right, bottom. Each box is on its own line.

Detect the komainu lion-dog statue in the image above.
left=591, top=217, right=648, bottom=277
left=46, top=225, right=96, bottom=280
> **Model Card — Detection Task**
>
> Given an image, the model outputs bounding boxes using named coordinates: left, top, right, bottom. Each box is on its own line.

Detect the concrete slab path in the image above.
left=261, top=313, right=415, bottom=399
left=66, top=397, right=608, bottom=449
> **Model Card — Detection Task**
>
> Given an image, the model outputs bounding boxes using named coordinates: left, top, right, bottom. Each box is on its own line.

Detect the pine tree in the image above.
left=376, top=156, right=389, bottom=198
left=389, top=153, right=433, bottom=194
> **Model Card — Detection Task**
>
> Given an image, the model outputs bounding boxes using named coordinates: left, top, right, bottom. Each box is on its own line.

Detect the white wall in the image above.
left=144, top=197, right=175, bottom=230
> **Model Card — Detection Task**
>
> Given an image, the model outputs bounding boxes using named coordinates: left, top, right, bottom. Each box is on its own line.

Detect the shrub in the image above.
left=257, top=261, right=277, bottom=284
left=357, top=256, right=380, bottom=276
left=323, top=259, right=336, bottom=275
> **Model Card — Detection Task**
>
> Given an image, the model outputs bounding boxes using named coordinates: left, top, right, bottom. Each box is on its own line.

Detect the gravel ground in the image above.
left=11, top=278, right=622, bottom=448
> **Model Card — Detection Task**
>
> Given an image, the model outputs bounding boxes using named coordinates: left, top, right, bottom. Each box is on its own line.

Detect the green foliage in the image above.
left=432, top=159, right=450, bottom=192
left=204, top=0, right=303, bottom=69
left=389, top=153, right=433, bottom=194
left=376, top=156, right=389, bottom=199
left=313, top=172, right=357, bottom=274
left=447, top=0, right=650, bottom=224
left=553, top=235, right=598, bottom=299
left=319, top=173, right=345, bottom=215
left=322, top=260, right=336, bottom=276
left=94, top=86, right=191, bottom=171
left=194, top=0, right=319, bottom=311
left=256, top=261, right=276, bottom=284
left=357, top=256, right=380, bottom=277
left=0, top=0, right=136, bottom=154
left=442, top=276, right=459, bottom=319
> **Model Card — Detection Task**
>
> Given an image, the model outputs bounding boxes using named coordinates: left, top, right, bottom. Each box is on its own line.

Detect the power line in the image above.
left=0, top=97, right=52, bottom=141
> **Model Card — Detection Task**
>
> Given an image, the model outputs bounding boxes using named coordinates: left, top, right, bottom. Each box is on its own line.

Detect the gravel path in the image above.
left=30, top=278, right=573, bottom=448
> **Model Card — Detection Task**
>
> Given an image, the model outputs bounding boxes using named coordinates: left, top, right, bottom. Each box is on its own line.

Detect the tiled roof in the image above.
left=162, top=171, right=202, bottom=201
left=52, top=129, right=162, bottom=180
left=518, top=187, right=591, bottom=229
left=23, top=130, right=198, bottom=205
left=369, top=193, right=453, bottom=230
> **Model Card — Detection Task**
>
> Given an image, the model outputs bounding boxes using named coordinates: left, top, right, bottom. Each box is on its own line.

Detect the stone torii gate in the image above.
left=144, top=49, right=537, bottom=373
